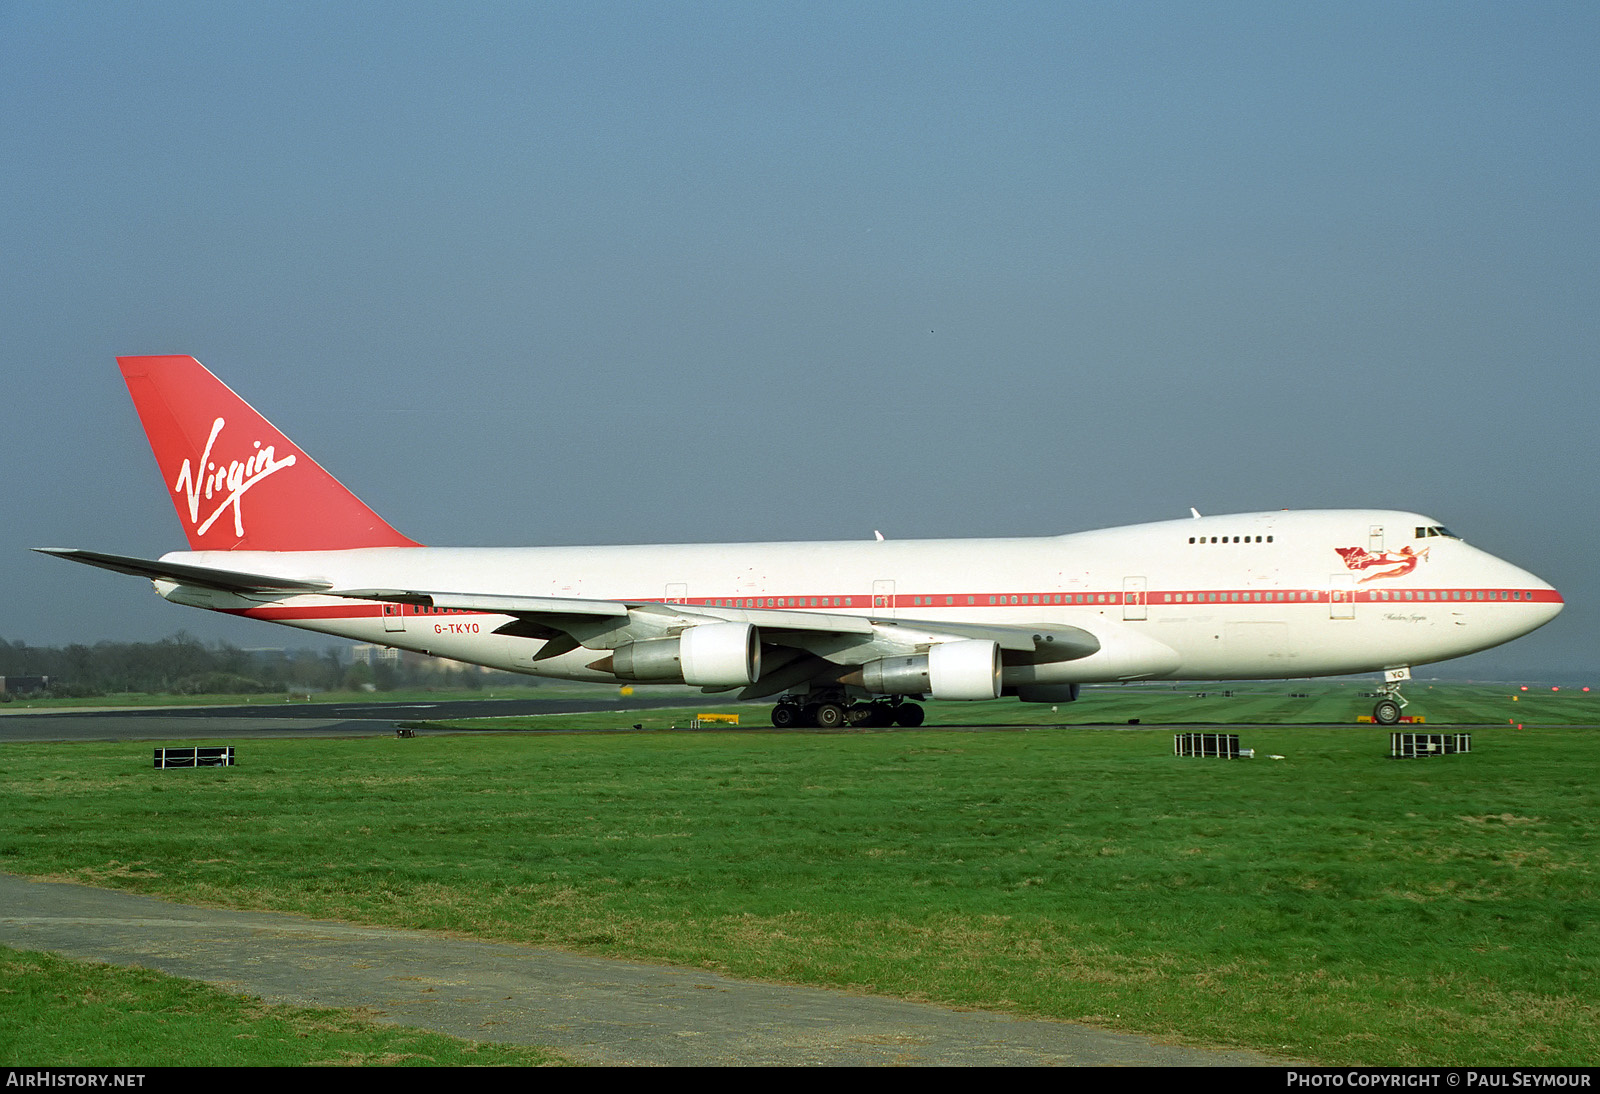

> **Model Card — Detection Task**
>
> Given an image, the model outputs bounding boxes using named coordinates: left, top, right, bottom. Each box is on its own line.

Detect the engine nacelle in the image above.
left=859, top=639, right=1001, bottom=701
left=681, top=621, right=761, bottom=686
left=609, top=622, right=760, bottom=686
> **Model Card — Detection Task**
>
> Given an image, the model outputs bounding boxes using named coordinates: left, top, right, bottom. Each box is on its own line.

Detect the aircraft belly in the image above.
left=1151, top=607, right=1516, bottom=678
left=498, top=638, right=618, bottom=682
left=1004, top=620, right=1179, bottom=683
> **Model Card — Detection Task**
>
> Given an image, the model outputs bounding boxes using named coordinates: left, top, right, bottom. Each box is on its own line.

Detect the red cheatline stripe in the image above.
left=224, top=586, right=1560, bottom=622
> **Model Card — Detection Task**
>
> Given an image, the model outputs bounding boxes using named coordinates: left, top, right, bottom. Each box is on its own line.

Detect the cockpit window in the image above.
left=1414, top=526, right=1458, bottom=539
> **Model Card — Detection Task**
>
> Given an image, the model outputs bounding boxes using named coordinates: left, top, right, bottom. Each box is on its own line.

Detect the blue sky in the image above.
left=3, top=2, right=1595, bottom=677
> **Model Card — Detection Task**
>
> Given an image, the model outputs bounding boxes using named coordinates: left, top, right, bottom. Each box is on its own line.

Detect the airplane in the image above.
left=38, top=355, right=1564, bottom=728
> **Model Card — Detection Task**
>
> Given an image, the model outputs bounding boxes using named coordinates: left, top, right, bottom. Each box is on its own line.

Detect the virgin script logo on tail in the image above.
left=172, top=417, right=297, bottom=539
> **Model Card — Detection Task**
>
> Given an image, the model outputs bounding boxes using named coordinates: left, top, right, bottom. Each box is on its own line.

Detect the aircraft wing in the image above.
left=328, top=587, right=1101, bottom=694
left=654, top=600, right=1099, bottom=658
left=333, top=588, right=634, bottom=620
left=334, top=588, right=1094, bottom=652
left=33, top=552, right=1102, bottom=693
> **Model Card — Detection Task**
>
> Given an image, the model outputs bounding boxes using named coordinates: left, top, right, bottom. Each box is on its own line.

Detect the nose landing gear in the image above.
left=1372, top=667, right=1411, bottom=725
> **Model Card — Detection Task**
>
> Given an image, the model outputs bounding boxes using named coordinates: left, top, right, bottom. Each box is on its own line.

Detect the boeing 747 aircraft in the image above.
left=39, top=356, right=1563, bottom=727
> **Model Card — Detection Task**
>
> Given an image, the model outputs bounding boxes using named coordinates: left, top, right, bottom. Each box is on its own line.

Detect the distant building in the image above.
left=347, top=644, right=496, bottom=676
left=0, top=675, right=50, bottom=694
left=349, top=644, right=403, bottom=666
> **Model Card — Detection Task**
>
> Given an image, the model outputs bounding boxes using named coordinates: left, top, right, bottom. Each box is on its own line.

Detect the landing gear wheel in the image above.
left=1372, top=669, right=1410, bottom=728
left=813, top=702, right=846, bottom=729
left=894, top=703, right=925, bottom=727
left=771, top=704, right=799, bottom=729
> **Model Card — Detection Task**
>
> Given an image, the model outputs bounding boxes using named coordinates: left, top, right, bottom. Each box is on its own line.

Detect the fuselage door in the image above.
left=872, top=579, right=896, bottom=619
left=382, top=602, right=405, bottom=632
left=1123, top=576, right=1148, bottom=621
left=1329, top=574, right=1356, bottom=620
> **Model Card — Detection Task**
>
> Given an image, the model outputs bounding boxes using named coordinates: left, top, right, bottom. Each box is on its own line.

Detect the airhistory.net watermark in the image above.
left=5, top=1074, right=145, bottom=1088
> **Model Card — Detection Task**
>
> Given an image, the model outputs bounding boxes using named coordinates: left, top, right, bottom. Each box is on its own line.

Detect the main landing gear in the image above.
left=770, top=696, right=925, bottom=729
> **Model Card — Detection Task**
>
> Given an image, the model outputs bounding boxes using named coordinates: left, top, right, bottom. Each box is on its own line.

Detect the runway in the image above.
left=0, top=695, right=711, bottom=743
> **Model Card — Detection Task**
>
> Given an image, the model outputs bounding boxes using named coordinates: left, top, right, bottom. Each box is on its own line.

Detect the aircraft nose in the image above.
left=1458, top=541, right=1564, bottom=642
left=1502, top=560, right=1563, bottom=634
left=1531, top=577, right=1564, bottom=626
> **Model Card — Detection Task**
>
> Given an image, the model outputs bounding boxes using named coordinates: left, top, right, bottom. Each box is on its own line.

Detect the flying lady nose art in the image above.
left=1333, top=545, right=1428, bottom=583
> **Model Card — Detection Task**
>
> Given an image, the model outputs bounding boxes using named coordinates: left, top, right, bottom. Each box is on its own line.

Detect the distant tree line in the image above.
left=0, top=634, right=519, bottom=699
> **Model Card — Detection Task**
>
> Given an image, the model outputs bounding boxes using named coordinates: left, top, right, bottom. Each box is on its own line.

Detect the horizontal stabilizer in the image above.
left=33, top=548, right=333, bottom=593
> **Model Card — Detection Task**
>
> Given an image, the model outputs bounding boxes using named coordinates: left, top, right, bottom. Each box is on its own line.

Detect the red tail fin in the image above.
left=118, top=355, right=420, bottom=551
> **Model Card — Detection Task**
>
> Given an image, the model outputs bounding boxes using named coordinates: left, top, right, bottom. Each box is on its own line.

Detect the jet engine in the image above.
left=857, top=639, right=1001, bottom=701
left=606, top=621, right=760, bottom=686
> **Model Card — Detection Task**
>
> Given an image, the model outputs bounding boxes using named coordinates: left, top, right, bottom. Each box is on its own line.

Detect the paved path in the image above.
left=2, top=874, right=1280, bottom=1067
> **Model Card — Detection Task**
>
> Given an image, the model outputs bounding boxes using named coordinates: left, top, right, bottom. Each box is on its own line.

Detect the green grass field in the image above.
left=2, top=682, right=1596, bottom=1065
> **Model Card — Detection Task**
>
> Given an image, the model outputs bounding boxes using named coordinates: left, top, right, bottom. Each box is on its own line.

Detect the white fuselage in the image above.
left=153, top=509, right=1562, bottom=688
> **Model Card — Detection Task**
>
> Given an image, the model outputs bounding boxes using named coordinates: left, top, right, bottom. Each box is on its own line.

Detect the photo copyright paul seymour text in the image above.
left=1287, top=1074, right=1591, bottom=1088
